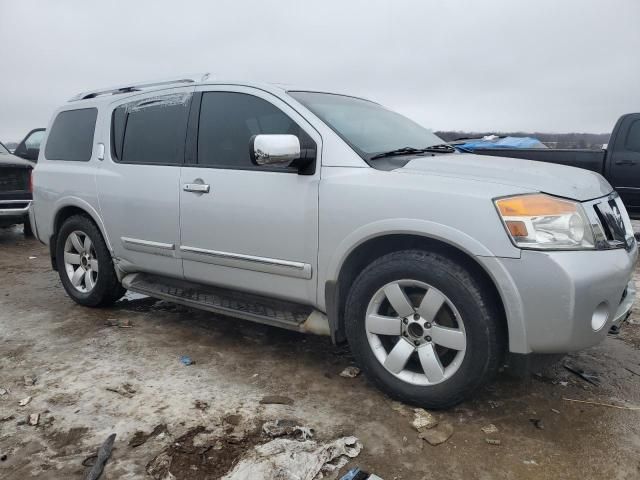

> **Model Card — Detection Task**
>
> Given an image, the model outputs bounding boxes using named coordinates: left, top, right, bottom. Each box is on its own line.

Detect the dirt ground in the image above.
left=1, top=225, right=639, bottom=480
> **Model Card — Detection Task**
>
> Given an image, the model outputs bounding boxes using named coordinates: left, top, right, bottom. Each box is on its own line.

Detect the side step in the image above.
left=121, top=273, right=330, bottom=336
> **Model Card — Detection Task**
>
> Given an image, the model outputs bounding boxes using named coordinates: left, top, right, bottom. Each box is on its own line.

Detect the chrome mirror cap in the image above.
left=251, top=134, right=300, bottom=167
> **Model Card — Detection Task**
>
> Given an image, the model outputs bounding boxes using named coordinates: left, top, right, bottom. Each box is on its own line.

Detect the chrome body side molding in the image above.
left=180, top=245, right=312, bottom=279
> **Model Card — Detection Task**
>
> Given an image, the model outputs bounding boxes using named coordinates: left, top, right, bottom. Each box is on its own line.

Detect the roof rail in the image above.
left=68, top=73, right=212, bottom=102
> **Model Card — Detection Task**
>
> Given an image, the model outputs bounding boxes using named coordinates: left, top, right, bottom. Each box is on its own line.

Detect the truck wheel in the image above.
left=55, top=215, right=125, bottom=307
left=23, top=220, right=33, bottom=237
left=345, top=250, right=505, bottom=409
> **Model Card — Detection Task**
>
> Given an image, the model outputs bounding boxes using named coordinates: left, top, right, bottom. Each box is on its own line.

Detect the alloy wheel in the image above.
left=63, top=230, right=99, bottom=293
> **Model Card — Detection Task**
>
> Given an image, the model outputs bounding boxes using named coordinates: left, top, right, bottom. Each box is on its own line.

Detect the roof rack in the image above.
left=68, top=73, right=212, bottom=102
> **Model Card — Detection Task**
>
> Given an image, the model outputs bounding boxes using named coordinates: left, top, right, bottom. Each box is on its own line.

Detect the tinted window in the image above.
left=118, top=93, right=191, bottom=165
left=625, top=120, right=640, bottom=153
left=45, top=108, right=97, bottom=161
left=197, top=92, right=310, bottom=168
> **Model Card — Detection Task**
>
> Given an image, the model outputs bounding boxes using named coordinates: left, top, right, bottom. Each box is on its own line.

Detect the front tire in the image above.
left=345, top=250, right=504, bottom=409
left=56, top=215, right=125, bottom=307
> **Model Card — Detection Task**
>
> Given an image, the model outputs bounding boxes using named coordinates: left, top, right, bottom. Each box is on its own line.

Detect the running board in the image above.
left=121, top=273, right=330, bottom=336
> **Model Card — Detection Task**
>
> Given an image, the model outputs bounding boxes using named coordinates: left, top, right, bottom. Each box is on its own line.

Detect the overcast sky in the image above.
left=1, top=0, right=639, bottom=141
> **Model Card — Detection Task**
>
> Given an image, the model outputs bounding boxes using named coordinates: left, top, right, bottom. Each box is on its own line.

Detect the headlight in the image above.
left=495, top=193, right=595, bottom=250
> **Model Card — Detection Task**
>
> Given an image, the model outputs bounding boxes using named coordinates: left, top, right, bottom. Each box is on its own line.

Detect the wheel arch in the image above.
left=325, top=232, right=510, bottom=350
left=49, top=199, right=112, bottom=270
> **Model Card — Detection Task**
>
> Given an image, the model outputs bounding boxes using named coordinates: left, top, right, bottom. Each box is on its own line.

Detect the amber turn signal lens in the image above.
left=496, top=194, right=576, bottom=217
left=505, top=220, right=528, bottom=238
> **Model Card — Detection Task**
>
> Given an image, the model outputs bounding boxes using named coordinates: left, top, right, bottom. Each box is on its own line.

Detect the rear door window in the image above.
left=44, top=108, right=97, bottom=161
left=113, top=93, right=191, bottom=165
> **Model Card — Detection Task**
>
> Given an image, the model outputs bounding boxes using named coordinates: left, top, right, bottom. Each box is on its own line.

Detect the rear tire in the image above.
left=23, top=220, right=33, bottom=237
left=345, top=250, right=505, bottom=409
left=55, top=215, right=125, bottom=307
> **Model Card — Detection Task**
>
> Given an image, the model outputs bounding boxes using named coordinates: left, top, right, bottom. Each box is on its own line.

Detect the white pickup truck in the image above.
left=30, top=75, right=637, bottom=407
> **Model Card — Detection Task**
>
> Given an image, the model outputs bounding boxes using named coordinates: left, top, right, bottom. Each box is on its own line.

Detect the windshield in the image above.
left=0, top=142, right=9, bottom=154
left=289, top=91, right=445, bottom=159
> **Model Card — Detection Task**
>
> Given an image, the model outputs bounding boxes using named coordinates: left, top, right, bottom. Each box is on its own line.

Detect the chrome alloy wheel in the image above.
left=365, top=280, right=467, bottom=386
left=63, top=230, right=99, bottom=293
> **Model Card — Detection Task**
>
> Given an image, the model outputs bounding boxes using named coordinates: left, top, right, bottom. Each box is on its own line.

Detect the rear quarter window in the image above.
left=44, top=108, right=98, bottom=161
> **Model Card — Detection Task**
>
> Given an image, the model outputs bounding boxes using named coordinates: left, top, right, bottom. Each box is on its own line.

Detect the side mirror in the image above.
left=250, top=134, right=300, bottom=167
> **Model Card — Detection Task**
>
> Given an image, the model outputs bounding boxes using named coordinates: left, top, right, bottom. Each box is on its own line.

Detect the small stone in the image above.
left=0, top=388, right=8, bottom=396
left=28, top=413, right=39, bottom=426
left=19, top=396, right=32, bottom=407
left=24, top=375, right=37, bottom=386
left=529, top=418, right=544, bottom=430
left=259, top=395, right=294, bottom=406
left=551, top=408, right=560, bottom=414
left=339, top=366, right=361, bottom=378
left=481, top=424, right=499, bottom=434
left=419, top=422, right=454, bottom=446
left=412, top=408, right=438, bottom=431
left=485, top=438, right=501, bottom=446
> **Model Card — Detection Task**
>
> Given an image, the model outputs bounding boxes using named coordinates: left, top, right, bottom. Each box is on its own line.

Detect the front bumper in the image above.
left=487, top=242, right=637, bottom=354
left=0, top=199, right=31, bottom=225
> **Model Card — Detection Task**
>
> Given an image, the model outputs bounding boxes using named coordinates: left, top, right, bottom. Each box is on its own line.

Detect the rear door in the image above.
left=607, top=114, right=640, bottom=215
left=95, top=87, right=194, bottom=278
left=178, top=86, right=321, bottom=304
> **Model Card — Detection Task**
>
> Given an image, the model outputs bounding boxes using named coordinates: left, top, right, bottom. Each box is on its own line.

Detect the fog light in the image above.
left=591, top=302, right=609, bottom=331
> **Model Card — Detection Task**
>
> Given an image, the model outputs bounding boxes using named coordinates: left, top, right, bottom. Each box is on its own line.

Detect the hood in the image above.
left=397, top=153, right=611, bottom=201
left=0, top=152, right=34, bottom=168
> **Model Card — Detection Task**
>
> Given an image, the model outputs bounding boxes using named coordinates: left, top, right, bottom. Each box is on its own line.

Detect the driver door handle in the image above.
left=183, top=183, right=210, bottom=193
left=615, top=159, right=636, bottom=166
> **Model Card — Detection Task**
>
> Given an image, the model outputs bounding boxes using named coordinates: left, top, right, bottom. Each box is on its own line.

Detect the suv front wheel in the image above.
left=55, top=215, right=125, bottom=307
left=345, top=250, right=505, bottom=409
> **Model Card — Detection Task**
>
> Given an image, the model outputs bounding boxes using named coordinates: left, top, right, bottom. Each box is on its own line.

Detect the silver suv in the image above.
left=30, top=75, right=637, bottom=407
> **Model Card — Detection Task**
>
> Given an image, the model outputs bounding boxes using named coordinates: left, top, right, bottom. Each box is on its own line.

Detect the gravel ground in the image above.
left=1, top=225, right=639, bottom=479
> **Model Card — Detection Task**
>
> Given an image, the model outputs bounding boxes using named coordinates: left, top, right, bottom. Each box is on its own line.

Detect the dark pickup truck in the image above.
left=470, top=113, right=640, bottom=217
left=0, top=141, right=33, bottom=236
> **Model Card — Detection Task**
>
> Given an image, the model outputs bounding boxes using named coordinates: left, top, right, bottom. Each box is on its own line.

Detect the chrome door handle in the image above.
left=183, top=183, right=210, bottom=193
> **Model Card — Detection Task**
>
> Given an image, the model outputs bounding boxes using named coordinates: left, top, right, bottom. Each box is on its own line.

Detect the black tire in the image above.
left=55, top=215, right=125, bottom=307
left=345, top=250, right=505, bottom=409
left=23, top=220, right=33, bottom=237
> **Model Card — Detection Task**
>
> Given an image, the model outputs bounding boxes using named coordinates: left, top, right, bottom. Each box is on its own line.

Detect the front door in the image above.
left=179, top=87, right=321, bottom=304
left=96, top=87, right=194, bottom=277
left=607, top=114, right=640, bottom=216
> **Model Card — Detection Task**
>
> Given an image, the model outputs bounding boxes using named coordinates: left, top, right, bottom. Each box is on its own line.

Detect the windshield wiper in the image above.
left=370, top=144, right=455, bottom=160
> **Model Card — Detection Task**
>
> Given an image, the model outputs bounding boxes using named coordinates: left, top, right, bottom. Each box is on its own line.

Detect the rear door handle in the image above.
left=183, top=183, right=210, bottom=193
left=615, top=159, right=636, bottom=166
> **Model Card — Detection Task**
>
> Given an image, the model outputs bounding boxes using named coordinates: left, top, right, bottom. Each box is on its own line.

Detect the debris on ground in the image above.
left=222, top=436, right=362, bottom=480
left=180, top=355, right=195, bottom=366
left=340, top=467, right=384, bottom=479
left=562, top=397, right=640, bottom=410
left=105, top=318, right=133, bottom=328
left=487, top=400, right=504, bottom=409
left=523, top=460, right=539, bottom=466
left=84, top=433, right=116, bottom=480
left=551, top=409, right=560, bottom=414
left=105, top=383, right=136, bottom=398
left=194, top=400, right=209, bottom=411
left=23, top=374, right=37, bottom=386
left=129, top=424, right=168, bottom=448
left=18, top=396, right=32, bottom=406
left=28, top=413, right=39, bottom=426
left=529, top=418, right=544, bottom=430
left=1, top=454, right=6, bottom=461
left=223, top=414, right=243, bottom=426
left=624, top=366, right=640, bottom=377
left=485, top=438, right=501, bottom=446
left=259, top=395, right=294, bottom=406
left=262, top=420, right=314, bottom=440
left=411, top=408, right=438, bottom=431
left=0, top=415, right=15, bottom=423
left=481, top=424, right=499, bottom=434
left=418, top=422, right=454, bottom=446
left=0, top=387, right=7, bottom=396
left=339, top=366, right=361, bottom=378
left=564, top=363, right=601, bottom=386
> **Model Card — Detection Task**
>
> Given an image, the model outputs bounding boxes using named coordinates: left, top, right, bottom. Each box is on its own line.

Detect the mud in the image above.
left=1, top=225, right=640, bottom=479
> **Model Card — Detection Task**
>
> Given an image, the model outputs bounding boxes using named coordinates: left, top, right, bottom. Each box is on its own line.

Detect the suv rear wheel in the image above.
left=345, top=250, right=504, bottom=409
left=56, top=215, right=125, bottom=307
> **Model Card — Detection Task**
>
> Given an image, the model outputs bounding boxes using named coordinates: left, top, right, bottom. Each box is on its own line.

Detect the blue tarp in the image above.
left=455, top=136, right=547, bottom=151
